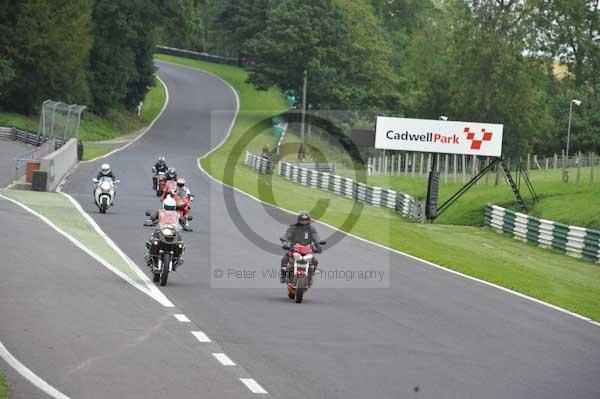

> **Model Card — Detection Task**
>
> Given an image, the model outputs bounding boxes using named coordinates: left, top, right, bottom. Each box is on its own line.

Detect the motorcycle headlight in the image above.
left=100, top=182, right=111, bottom=191
left=162, top=228, right=175, bottom=237
left=303, top=254, right=313, bottom=262
left=293, top=253, right=302, bottom=261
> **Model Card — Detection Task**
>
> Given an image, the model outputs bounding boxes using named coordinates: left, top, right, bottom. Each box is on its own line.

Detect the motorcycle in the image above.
left=144, top=211, right=185, bottom=286
left=281, top=239, right=326, bottom=303
left=153, top=170, right=166, bottom=196
left=92, top=176, right=119, bottom=213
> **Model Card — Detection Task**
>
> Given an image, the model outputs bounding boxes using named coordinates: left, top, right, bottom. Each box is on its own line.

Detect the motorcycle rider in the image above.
left=280, top=211, right=322, bottom=286
left=165, top=167, right=178, bottom=181
left=152, top=156, right=168, bottom=187
left=144, top=197, right=186, bottom=268
left=160, top=178, right=193, bottom=230
left=96, top=163, right=116, bottom=180
left=95, top=163, right=117, bottom=203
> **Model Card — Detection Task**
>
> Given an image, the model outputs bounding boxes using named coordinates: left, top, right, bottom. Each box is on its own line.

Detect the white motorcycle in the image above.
left=92, top=176, right=119, bottom=213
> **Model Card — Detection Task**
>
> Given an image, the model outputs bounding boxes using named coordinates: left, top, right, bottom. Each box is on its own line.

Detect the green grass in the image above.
left=0, top=371, right=8, bottom=399
left=82, top=144, right=116, bottom=161
left=0, top=76, right=166, bottom=143
left=159, top=53, right=600, bottom=321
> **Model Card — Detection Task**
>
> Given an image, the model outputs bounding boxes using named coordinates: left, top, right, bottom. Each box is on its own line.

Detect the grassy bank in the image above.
left=0, top=76, right=166, bottom=144
left=0, top=371, right=8, bottom=399
left=159, top=54, right=600, bottom=322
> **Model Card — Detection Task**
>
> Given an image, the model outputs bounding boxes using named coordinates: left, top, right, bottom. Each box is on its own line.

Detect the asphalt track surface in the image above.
left=40, top=60, right=599, bottom=398
left=0, top=140, right=33, bottom=187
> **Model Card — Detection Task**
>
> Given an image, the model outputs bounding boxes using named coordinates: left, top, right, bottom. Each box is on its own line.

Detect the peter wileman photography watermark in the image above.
left=211, top=264, right=389, bottom=289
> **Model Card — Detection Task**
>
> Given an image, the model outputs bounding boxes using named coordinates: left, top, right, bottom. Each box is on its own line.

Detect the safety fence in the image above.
left=156, top=45, right=242, bottom=66
left=484, top=204, right=600, bottom=262
left=0, top=125, right=48, bottom=145
left=245, top=151, right=273, bottom=174
left=279, top=162, right=422, bottom=221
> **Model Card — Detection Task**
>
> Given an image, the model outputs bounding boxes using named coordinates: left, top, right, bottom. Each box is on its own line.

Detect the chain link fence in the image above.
left=38, top=100, right=86, bottom=143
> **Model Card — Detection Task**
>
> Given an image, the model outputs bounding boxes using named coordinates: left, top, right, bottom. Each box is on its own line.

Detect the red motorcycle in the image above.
left=281, top=240, right=326, bottom=303
left=154, top=172, right=167, bottom=197
left=163, top=186, right=194, bottom=231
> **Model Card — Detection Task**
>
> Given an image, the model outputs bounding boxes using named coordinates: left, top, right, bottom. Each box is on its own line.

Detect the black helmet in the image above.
left=297, top=211, right=311, bottom=225
left=167, top=167, right=177, bottom=179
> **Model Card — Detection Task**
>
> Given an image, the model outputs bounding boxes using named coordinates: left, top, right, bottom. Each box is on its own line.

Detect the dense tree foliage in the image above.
left=0, top=0, right=599, bottom=155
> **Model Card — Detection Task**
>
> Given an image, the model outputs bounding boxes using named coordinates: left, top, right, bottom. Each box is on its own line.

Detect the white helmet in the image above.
left=100, top=163, right=111, bottom=175
left=163, top=196, right=177, bottom=211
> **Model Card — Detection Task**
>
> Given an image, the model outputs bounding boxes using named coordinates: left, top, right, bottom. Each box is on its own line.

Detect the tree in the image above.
left=0, top=0, right=92, bottom=114
left=159, top=0, right=205, bottom=51
left=246, top=0, right=396, bottom=110
left=89, top=0, right=161, bottom=114
left=213, top=0, right=272, bottom=56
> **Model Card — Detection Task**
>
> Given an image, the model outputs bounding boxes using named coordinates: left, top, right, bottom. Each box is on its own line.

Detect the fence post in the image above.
left=576, top=151, right=581, bottom=184
left=412, top=153, right=416, bottom=177
left=527, top=153, right=531, bottom=173
left=462, top=154, right=466, bottom=182
left=562, top=149, right=567, bottom=183
left=590, top=152, right=595, bottom=185
left=453, top=154, right=457, bottom=182
left=545, top=157, right=549, bottom=172
left=419, top=153, right=424, bottom=176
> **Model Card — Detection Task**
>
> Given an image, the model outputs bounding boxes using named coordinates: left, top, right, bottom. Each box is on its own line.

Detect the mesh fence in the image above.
left=38, top=100, right=86, bottom=142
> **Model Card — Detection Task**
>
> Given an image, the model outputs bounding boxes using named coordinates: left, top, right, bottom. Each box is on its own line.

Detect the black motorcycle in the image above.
left=144, top=211, right=185, bottom=286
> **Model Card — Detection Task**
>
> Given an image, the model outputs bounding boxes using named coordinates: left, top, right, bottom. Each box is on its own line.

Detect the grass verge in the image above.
left=0, top=371, right=8, bottom=399
left=0, top=76, right=166, bottom=143
left=163, top=54, right=600, bottom=321
left=1, top=189, right=142, bottom=283
left=82, top=144, right=116, bottom=161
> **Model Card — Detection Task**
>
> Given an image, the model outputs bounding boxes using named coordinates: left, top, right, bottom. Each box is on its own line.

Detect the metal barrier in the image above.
left=279, top=162, right=423, bottom=221
left=245, top=151, right=273, bottom=174
left=156, top=45, right=241, bottom=66
left=484, top=204, right=600, bottom=262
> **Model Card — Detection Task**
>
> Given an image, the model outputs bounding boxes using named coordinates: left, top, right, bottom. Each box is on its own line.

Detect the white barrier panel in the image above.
left=40, top=138, right=77, bottom=191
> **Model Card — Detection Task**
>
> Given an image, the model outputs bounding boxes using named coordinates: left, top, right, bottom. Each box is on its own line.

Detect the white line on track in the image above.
left=0, top=341, right=72, bottom=399
left=240, top=378, right=268, bottom=394
left=212, top=353, right=236, bottom=366
left=0, top=193, right=165, bottom=306
left=191, top=331, right=211, bottom=343
left=174, top=313, right=191, bottom=322
left=193, top=64, right=600, bottom=329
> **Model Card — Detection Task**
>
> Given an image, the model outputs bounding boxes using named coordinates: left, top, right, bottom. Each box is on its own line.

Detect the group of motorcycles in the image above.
left=90, top=162, right=324, bottom=302
left=142, top=166, right=195, bottom=286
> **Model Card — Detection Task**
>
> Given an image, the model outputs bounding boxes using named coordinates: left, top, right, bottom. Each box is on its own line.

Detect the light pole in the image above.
left=299, top=69, right=308, bottom=161
left=566, top=99, right=581, bottom=159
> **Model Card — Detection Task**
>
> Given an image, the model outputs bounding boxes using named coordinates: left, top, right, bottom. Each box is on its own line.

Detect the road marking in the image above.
left=174, top=313, right=191, bottom=322
left=57, top=191, right=174, bottom=308
left=240, top=378, right=268, bottom=394
left=0, top=193, right=165, bottom=306
left=212, top=353, right=236, bottom=366
left=0, top=341, right=72, bottom=399
left=191, top=331, right=211, bottom=343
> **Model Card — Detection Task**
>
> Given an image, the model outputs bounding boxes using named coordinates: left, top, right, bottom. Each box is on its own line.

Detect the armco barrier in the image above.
left=279, top=162, right=422, bottom=221
left=40, top=138, right=78, bottom=191
left=156, top=45, right=240, bottom=66
left=245, top=151, right=272, bottom=174
left=484, top=204, right=600, bottom=262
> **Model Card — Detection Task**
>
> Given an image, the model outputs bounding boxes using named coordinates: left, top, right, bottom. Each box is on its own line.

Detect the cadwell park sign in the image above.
left=375, top=116, right=504, bottom=157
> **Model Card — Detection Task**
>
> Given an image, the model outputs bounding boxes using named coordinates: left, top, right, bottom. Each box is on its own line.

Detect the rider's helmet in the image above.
left=297, top=211, right=311, bottom=225
left=166, top=167, right=177, bottom=180
left=163, top=196, right=177, bottom=211
left=177, top=177, right=186, bottom=188
left=157, top=156, right=166, bottom=166
left=100, top=163, right=111, bottom=176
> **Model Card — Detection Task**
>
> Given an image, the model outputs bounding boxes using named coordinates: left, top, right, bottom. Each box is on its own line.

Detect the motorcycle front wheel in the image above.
left=295, top=277, right=306, bottom=303
left=160, top=253, right=171, bottom=286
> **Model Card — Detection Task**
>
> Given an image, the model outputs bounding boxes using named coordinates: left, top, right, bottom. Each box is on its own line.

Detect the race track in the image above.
left=46, top=60, right=600, bottom=398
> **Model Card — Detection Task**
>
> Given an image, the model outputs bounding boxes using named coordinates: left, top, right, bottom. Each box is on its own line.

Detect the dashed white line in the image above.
left=213, top=353, right=236, bottom=366
left=174, top=314, right=190, bottom=322
left=240, top=378, right=268, bottom=394
left=191, top=330, right=211, bottom=343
